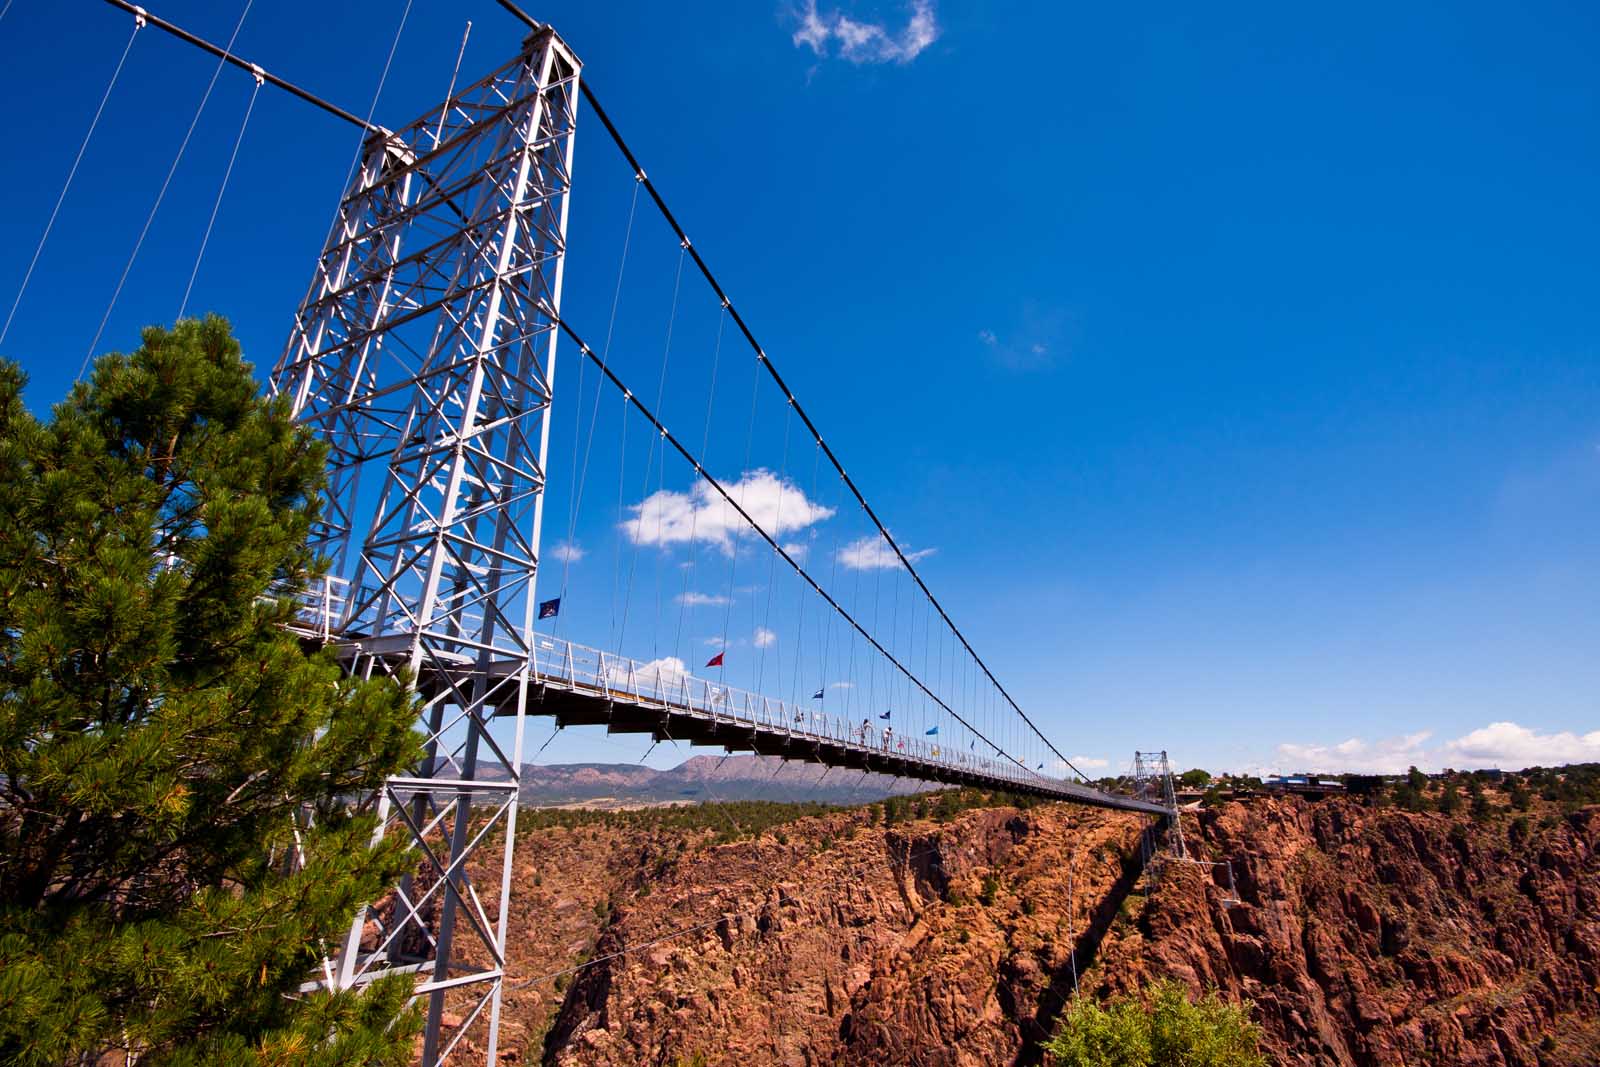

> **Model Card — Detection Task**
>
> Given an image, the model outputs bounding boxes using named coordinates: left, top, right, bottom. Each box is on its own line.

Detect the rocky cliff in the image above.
left=1091, top=798, right=1600, bottom=1067
left=457, top=795, right=1600, bottom=1066
left=539, top=803, right=1149, bottom=1067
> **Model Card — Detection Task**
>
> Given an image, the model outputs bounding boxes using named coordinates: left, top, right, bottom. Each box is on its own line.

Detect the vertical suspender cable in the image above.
left=790, top=439, right=822, bottom=703
left=714, top=333, right=764, bottom=681
left=672, top=305, right=727, bottom=664
left=1, top=14, right=142, bottom=349
left=555, top=179, right=641, bottom=637
left=293, top=0, right=413, bottom=355
left=178, top=71, right=262, bottom=319
left=429, top=20, right=472, bottom=152
left=608, top=389, right=631, bottom=650
left=615, top=244, right=685, bottom=654
left=753, top=401, right=792, bottom=697
left=497, top=0, right=1085, bottom=781
left=80, top=0, right=256, bottom=379
left=550, top=315, right=1040, bottom=776
left=818, top=468, right=849, bottom=719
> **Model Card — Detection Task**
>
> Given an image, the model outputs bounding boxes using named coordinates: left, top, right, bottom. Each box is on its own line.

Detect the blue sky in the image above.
left=1, top=0, right=1596, bottom=775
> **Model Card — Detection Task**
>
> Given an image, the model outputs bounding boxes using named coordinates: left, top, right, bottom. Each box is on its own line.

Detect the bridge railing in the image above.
left=529, top=635, right=1046, bottom=790
left=287, top=576, right=1060, bottom=792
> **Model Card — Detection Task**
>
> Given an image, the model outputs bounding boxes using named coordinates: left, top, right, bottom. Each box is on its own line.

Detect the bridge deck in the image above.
left=353, top=633, right=1170, bottom=816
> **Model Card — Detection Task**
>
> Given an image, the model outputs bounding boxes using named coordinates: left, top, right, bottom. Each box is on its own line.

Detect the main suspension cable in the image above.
left=95, top=0, right=376, bottom=131
left=491, top=0, right=1083, bottom=781
left=551, top=312, right=1040, bottom=780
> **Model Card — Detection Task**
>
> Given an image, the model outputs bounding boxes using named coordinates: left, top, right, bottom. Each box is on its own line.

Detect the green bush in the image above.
left=979, top=873, right=1002, bottom=906
left=1043, top=981, right=1266, bottom=1067
left=518, top=799, right=840, bottom=841
left=1392, top=781, right=1432, bottom=813
left=1438, top=782, right=1462, bottom=815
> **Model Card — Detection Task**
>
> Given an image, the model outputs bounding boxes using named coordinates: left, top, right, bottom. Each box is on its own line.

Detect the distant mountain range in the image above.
left=507, top=755, right=929, bottom=807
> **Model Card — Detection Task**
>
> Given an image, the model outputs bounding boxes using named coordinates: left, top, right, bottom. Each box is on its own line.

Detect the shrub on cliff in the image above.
left=1044, top=980, right=1266, bottom=1067
left=0, top=320, right=422, bottom=1066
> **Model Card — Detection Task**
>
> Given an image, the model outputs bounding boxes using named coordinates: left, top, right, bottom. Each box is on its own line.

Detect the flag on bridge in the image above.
left=812, top=688, right=825, bottom=700
left=705, top=651, right=724, bottom=668
left=879, top=710, right=891, bottom=720
left=925, top=726, right=938, bottom=736
left=1037, top=762, right=1044, bottom=769
left=537, top=597, right=561, bottom=620
left=970, top=740, right=975, bottom=750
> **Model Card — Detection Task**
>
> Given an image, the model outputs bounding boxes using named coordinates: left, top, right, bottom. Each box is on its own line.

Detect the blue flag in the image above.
left=537, top=597, right=560, bottom=620
left=925, top=726, right=939, bottom=736
left=812, top=688, right=825, bottom=700
left=1037, top=762, right=1044, bottom=769
left=969, top=740, right=975, bottom=750
left=879, top=710, right=891, bottom=720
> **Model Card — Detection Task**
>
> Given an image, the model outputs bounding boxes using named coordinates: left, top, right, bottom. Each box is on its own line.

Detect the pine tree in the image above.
left=0, top=318, right=423, bottom=1066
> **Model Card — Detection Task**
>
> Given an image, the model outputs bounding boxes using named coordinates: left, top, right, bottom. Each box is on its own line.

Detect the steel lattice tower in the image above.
left=269, top=26, right=579, bottom=1065
left=1133, top=750, right=1186, bottom=859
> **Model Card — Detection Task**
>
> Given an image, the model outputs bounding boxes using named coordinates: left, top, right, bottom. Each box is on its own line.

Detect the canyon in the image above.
left=451, top=791, right=1600, bottom=1066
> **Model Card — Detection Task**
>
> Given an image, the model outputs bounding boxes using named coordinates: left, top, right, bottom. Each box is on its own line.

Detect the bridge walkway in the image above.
left=317, top=626, right=1170, bottom=814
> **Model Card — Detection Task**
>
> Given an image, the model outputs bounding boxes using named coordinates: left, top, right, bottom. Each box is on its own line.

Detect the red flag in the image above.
left=705, top=651, right=724, bottom=668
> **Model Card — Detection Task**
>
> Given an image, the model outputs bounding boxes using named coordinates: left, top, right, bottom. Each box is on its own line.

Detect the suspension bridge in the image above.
left=1, top=2, right=1182, bottom=1063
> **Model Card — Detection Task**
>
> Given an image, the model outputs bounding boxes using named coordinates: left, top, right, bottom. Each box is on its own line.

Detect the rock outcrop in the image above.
left=1091, top=798, right=1600, bottom=1067
left=539, top=805, right=1148, bottom=1067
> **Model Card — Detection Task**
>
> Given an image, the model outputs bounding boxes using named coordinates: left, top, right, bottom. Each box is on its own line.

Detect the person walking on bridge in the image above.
left=881, top=724, right=892, bottom=750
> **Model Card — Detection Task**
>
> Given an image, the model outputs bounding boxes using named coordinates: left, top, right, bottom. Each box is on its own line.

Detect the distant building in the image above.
left=1263, top=773, right=1345, bottom=797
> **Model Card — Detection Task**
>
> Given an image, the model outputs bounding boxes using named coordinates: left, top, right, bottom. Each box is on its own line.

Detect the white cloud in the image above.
left=977, top=302, right=1070, bottom=372
left=622, top=469, right=835, bottom=552
left=608, top=656, right=688, bottom=687
left=754, top=627, right=777, bottom=649
left=837, top=533, right=935, bottom=571
left=1440, top=721, right=1600, bottom=770
left=790, top=0, right=939, bottom=65
left=829, top=681, right=856, bottom=690
left=781, top=541, right=810, bottom=561
left=1272, top=720, right=1600, bottom=774
left=677, top=591, right=729, bottom=607
left=547, top=540, right=584, bottom=563
left=1070, top=755, right=1110, bottom=769
left=793, top=3, right=831, bottom=52
left=1275, top=731, right=1434, bottom=775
